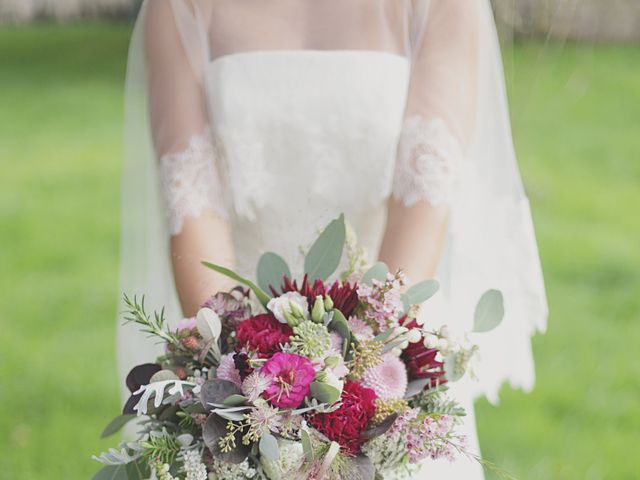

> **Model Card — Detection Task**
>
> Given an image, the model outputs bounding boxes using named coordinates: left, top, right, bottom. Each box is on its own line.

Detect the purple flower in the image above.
left=174, top=317, right=197, bottom=333
left=216, top=353, right=242, bottom=387
left=261, top=353, right=316, bottom=409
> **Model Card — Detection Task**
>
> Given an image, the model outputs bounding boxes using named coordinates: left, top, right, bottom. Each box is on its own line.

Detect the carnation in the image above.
left=308, top=380, right=377, bottom=455
left=235, top=314, right=293, bottom=357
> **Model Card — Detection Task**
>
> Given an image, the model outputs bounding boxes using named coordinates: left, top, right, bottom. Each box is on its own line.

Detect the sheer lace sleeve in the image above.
left=158, top=128, right=227, bottom=235
left=393, top=115, right=464, bottom=207
left=146, top=0, right=227, bottom=236
left=391, top=0, right=479, bottom=207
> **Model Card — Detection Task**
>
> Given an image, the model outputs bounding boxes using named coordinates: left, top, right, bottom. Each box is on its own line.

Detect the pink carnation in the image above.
left=261, top=353, right=315, bottom=409
left=216, top=353, right=242, bottom=387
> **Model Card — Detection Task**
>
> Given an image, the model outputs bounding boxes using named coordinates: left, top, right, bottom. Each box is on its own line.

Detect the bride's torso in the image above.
left=204, top=50, right=410, bottom=277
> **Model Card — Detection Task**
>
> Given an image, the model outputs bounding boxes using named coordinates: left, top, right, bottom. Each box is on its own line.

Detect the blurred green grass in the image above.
left=0, top=23, right=638, bottom=480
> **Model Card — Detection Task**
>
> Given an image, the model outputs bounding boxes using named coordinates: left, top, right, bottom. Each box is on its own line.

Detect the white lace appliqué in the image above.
left=392, top=116, right=464, bottom=207
left=159, top=129, right=227, bottom=235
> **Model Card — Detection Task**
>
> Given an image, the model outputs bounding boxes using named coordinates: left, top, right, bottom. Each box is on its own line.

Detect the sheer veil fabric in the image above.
left=118, top=0, right=547, bottom=452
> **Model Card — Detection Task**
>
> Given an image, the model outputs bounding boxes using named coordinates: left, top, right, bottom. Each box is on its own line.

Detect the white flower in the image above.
left=196, top=307, right=221, bottom=342
left=242, top=371, right=273, bottom=403
left=267, top=292, right=309, bottom=324
left=183, top=450, right=207, bottom=480
left=260, top=439, right=305, bottom=480
left=316, top=369, right=345, bottom=396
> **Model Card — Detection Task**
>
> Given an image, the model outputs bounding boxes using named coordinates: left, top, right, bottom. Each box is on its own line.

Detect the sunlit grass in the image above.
left=0, top=24, right=638, bottom=479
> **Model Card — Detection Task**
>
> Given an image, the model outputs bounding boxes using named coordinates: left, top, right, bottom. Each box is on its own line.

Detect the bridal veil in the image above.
left=118, top=0, right=548, bottom=404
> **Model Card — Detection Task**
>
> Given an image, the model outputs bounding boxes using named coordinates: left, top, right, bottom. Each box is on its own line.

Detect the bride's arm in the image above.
left=379, top=0, right=480, bottom=282
left=146, top=0, right=234, bottom=316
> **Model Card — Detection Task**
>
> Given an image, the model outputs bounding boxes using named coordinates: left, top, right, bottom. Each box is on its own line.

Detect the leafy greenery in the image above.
left=0, top=23, right=638, bottom=480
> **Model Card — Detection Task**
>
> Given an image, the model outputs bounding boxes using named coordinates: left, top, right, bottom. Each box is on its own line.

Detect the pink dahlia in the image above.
left=361, top=353, right=408, bottom=400
left=261, top=353, right=316, bottom=409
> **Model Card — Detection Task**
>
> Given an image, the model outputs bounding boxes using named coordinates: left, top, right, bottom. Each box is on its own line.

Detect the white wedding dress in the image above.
left=118, top=1, right=548, bottom=478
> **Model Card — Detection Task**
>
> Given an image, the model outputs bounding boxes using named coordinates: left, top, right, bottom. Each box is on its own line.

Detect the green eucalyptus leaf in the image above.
left=304, top=214, right=346, bottom=281
left=92, top=465, right=128, bottom=480
left=404, top=378, right=433, bottom=399
left=259, top=433, right=280, bottom=461
left=401, top=293, right=411, bottom=312
left=223, top=394, right=249, bottom=407
left=100, top=414, right=136, bottom=438
left=310, top=381, right=341, bottom=404
left=473, top=289, right=505, bottom=333
left=405, top=280, right=439, bottom=307
left=301, top=429, right=314, bottom=462
left=373, top=328, right=395, bottom=344
left=257, top=252, right=291, bottom=293
left=215, top=409, right=246, bottom=422
left=201, top=262, right=270, bottom=307
left=444, top=353, right=465, bottom=382
left=348, top=455, right=375, bottom=480
left=360, top=262, right=389, bottom=285
left=126, top=459, right=151, bottom=480
left=329, top=309, right=350, bottom=339
left=149, top=369, right=179, bottom=383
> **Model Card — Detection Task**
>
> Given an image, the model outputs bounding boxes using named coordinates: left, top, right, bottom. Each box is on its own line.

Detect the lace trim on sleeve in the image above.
left=392, top=116, right=464, bottom=207
left=158, top=128, right=227, bottom=235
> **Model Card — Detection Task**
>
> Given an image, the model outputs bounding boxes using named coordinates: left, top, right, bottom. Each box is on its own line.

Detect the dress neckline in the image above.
left=207, top=49, right=410, bottom=70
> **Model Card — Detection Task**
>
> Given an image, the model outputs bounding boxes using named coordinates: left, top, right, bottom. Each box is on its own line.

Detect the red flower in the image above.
left=400, top=316, right=446, bottom=389
left=235, top=314, right=293, bottom=357
left=308, top=381, right=377, bottom=455
left=272, top=275, right=359, bottom=318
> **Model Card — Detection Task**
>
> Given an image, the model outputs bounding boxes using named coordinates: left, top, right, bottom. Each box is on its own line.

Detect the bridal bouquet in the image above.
left=94, top=215, right=504, bottom=480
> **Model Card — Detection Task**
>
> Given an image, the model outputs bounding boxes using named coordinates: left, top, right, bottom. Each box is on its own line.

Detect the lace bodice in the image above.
left=158, top=52, right=464, bottom=275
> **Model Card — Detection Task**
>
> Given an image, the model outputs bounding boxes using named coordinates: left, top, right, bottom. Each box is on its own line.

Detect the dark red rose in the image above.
left=308, top=380, right=377, bottom=455
left=235, top=314, right=293, bottom=357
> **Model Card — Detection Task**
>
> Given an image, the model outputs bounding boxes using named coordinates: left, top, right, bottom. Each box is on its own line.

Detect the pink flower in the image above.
left=174, top=317, right=197, bottom=333
left=261, top=353, right=315, bottom=409
left=216, top=353, right=242, bottom=387
left=361, top=353, right=408, bottom=400
left=356, top=273, right=405, bottom=330
left=347, top=316, right=374, bottom=341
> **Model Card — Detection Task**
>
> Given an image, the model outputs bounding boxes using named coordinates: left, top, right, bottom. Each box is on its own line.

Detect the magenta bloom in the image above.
left=261, top=353, right=316, bottom=408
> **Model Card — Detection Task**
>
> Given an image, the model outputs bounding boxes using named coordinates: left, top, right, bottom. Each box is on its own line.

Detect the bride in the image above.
left=117, top=0, right=547, bottom=477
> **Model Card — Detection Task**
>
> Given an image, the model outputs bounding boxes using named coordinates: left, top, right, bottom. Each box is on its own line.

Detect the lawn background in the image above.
left=0, top=23, right=638, bottom=480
